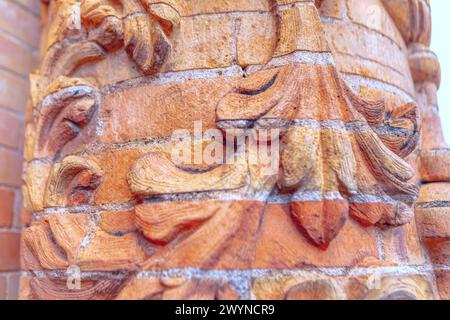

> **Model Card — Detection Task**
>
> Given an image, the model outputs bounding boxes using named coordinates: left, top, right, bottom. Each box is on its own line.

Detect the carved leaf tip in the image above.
left=215, top=63, right=418, bottom=249
left=44, top=156, right=103, bottom=208
left=128, top=152, right=246, bottom=198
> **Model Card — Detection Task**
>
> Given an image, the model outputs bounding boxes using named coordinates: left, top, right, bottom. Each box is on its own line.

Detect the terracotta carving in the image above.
left=19, top=0, right=448, bottom=300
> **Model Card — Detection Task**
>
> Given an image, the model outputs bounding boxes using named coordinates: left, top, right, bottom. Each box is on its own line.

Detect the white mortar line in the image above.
left=31, top=190, right=419, bottom=219
left=24, top=264, right=450, bottom=281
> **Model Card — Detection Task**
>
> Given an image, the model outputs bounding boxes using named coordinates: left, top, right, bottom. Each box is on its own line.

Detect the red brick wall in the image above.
left=0, top=0, right=40, bottom=300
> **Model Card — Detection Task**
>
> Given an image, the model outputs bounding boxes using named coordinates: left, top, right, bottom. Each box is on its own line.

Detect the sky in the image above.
left=431, top=0, right=450, bottom=143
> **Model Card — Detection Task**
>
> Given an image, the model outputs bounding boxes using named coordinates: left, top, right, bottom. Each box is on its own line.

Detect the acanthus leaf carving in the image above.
left=121, top=2, right=420, bottom=251
left=216, top=63, right=419, bottom=249
left=22, top=0, right=436, bottom=300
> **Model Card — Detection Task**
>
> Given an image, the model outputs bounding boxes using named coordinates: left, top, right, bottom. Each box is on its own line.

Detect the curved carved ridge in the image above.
left=135, top=201, right=220, bottom=245
left=34, top=78, right=100, bottom=158
left=128, top=152, right=247, bottom=197
left=116, top=277, right=239, bottom=300
left=81, top=0, right=178, bottom=76
left=41, top=41, right=106, bottom=83
left=29, top=277, right=127, bottom=300
left=342, top=84, right=420, bottom=159
left=31, top=0, right=179, bottom=159
left=23, top=219, right=72, bottom=270
left=284, top=279, right=346, bottom=300
left=140, top=200, right=262, bottom=270
left=127, top=148, right=250, bottom=254
left=40, top=0, right=178, bottom=82
left=44, top=156, right=103, bottom=208
left=23, top=221, right=147, bottom=274
left=216, top=63, right=419, bottom=249
left=22, top=214, right=90, bottom=271
left=253, top=273, right=434, bottom=300
left=123, top=15, right=170, bottom=75
left=362, top=276, right=433, bottom=300
left=22, top=212, right=145, bottom=294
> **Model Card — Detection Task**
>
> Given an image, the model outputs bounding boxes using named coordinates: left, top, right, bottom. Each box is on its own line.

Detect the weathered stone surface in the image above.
left=382, top=219, right=426, bottom=265
left=236, top=13, right=278, bottom=67
left=323, top=22, right=411, bottom=78
left=101, top=78, right=238, bottom=144
left=98, top=210, right=136, bottom=235
left=254, top=203, right=379, bottom=268
left=117, top=278, right=240, bottom=300
left=12, top=0, right=450, bottom=301
left=274, top=4, right=329, bottom=56
left=346, top=0, right=405, bottom=47
left=435, top=270, right=450, bottom=300
left=251, top=274, right=435, bottom=300
left=169, top=16, right=234, bottom=71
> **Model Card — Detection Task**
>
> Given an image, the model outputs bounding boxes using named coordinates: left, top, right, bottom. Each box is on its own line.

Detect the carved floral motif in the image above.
left=30, top=0, right=179, bottom=158
left=126, top=2, right=420, bottom=250
left=216, top=63, right=419, bottom=249
left=21, top=0, right=442, bottom=300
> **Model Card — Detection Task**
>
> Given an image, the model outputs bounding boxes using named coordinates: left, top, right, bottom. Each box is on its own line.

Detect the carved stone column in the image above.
left=19, top=0, right=444, bottom=300
left=381, top=0, right=450, bottom=300
left=384, top=0, right=450, bottom=300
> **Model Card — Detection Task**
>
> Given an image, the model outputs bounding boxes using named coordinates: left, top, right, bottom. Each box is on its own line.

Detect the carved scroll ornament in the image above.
left=382, top=0, right=450, bottom=182
left=127, top=68, right=418, bottom=251
left=216, top=64, right=419, bottom=249
left=22, top=0, right=426, bottom=300
left=127, top=3, right=420, bottom=250
left=30, top=0, right=179, bottom=158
